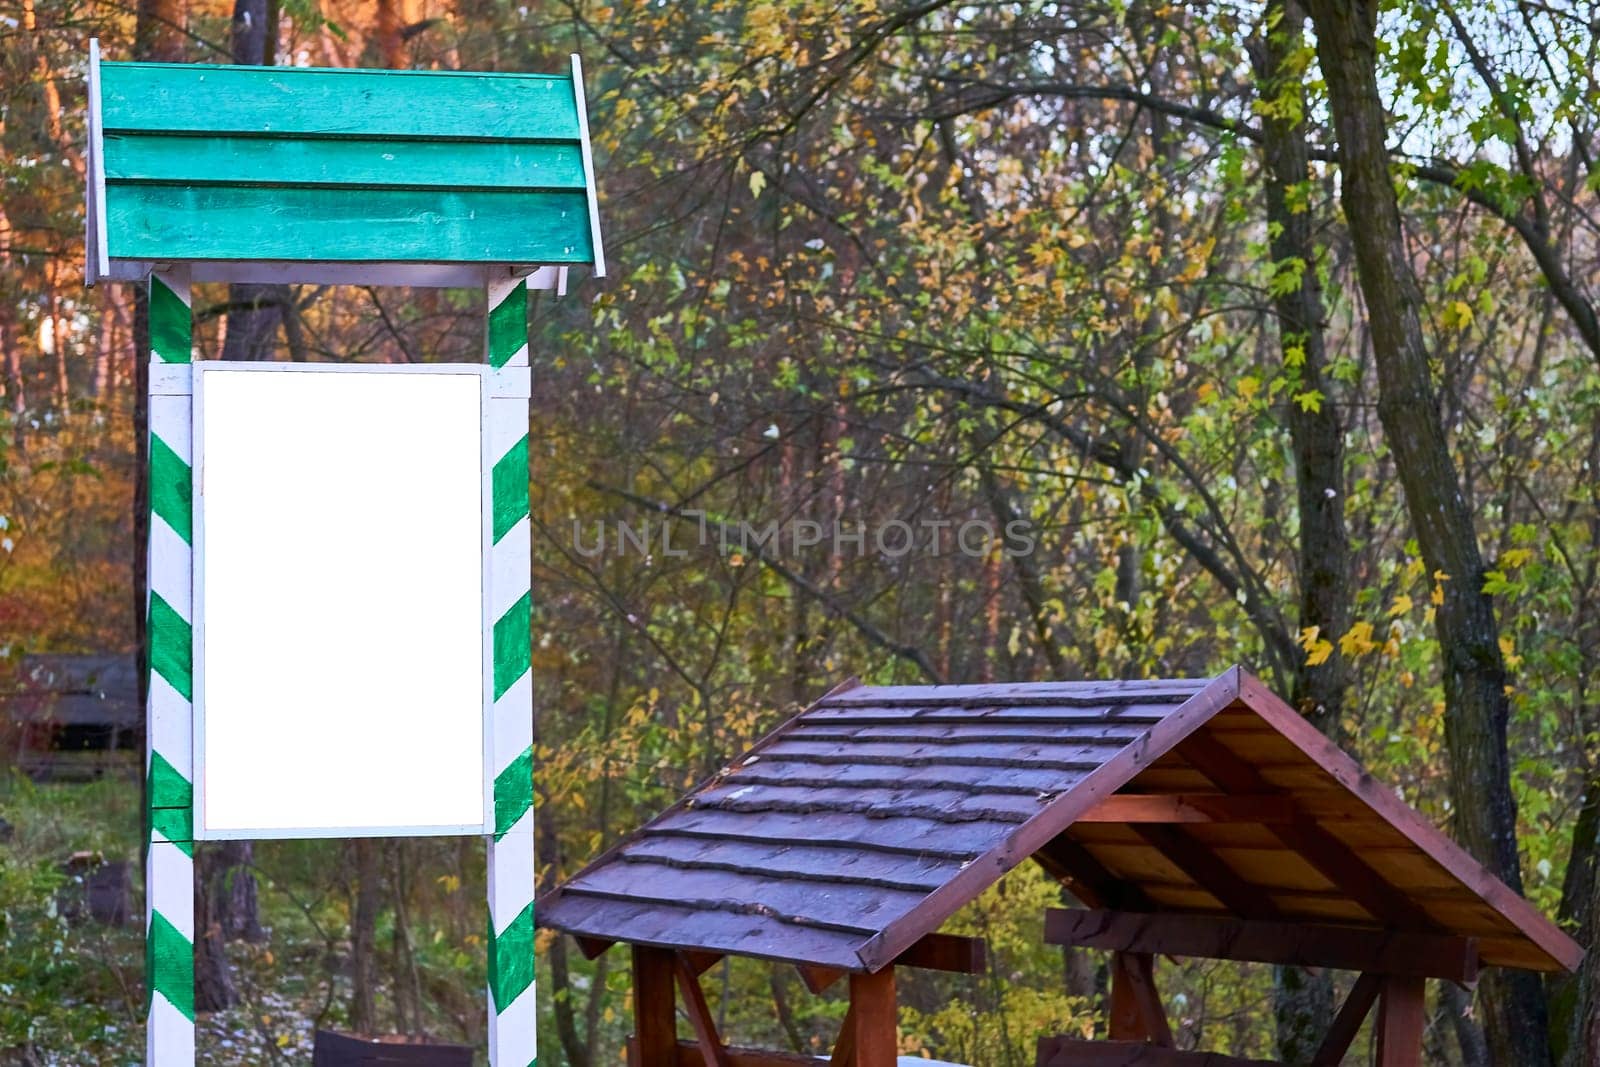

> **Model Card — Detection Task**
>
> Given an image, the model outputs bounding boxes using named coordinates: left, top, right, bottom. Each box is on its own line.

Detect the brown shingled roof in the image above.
left=538, top=667, right=1582, bottom=977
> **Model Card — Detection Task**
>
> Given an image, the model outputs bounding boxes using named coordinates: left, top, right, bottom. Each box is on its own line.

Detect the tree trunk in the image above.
left=1553, top=773, right=1600, bottom=1065
left=215, top=840, right=263, bottom=941
left=1251, top=2, right=1348, bottom=1054
left=1254, top=0, right=1354, bottom=741
left=1304, top=1, right=1550, bottom=1062
left=94, top=288, right=116, bottom=400
left=46, top=267, right=69, bottom=411
left=388, top=843, right=425, bottom=1035
left=375, top=0, right=409, bottom=70
left=134, top=0, right=187, bottom=65
left=538, top=802, right=589, bottom=1067
left=0, top=201, right=21, bottom=451
left=1441, top=980, right=1492, bottom=1067
left=222, top=0, right=287, bottom=368
left=193, top=846, right=239, bottom=1012
left=187, top=0, right=278, bottom=977
left=350, top=839, right=381, bottom=1034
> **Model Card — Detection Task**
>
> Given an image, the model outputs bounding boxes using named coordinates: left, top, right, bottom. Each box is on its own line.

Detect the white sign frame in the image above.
left=190, top=360, right=503, bottom=841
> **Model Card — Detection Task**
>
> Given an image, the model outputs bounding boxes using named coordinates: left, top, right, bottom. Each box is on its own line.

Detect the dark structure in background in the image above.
left=311, top=1030, right=473, bottom=1066
left=57, top=850, right=132, bottom=927
left=6, top=654, right=138, bottom=779
left=540, top=668, right=1582, bottom=1067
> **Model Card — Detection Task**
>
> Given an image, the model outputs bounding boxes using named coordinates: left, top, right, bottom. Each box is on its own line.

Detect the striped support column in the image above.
left=145, top=268, right=195, bottom=1067
left=486, top=276, right=536, bottom=1067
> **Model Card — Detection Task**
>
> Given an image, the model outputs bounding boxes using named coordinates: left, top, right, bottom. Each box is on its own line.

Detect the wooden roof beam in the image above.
left=1177, top=728, right=1437, bottom=928
left=1130, top=823, right=1284, bottom=918
left=1077, top=793, right=1294, bottom=824
left=683, top=950, right=723, bottom=976
left=674, top=952, right=731, bottom=1067
left=1109, top=951, right=1174, bottom=1046
left=575, top=935, right=614, bottom=960
left=1035, top=834, right=1156, bottom=911
left=1045, top=908, right=1479, bottom=984
left=802, top=933, right=985, bottom=994
left=797, top=965, right=846, bottom=995
left=893, top=932, right=986, bottom=974
left=1311, top=972, right=1382, bottom=1066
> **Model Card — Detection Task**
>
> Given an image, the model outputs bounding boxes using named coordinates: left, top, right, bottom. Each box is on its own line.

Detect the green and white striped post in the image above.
left=485, top=275, right=536, bottom=1066
left=145, top=267, right=195, bottom=1066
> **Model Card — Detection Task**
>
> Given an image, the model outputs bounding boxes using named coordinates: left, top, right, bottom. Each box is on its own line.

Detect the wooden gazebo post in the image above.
left=845, top=968, right=897, bottom=1066
left=632, top=947, right=678, bottom=1064
left=629, top=946, right=899, bottom=1065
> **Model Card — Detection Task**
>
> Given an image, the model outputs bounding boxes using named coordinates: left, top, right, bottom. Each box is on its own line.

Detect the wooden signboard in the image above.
left=86, top=39, right=602, bottom=1067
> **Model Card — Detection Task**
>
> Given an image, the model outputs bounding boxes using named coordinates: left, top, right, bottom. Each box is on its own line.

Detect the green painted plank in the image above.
left=148, top=434, right=192, bottom=543
left=491, top=435, right=531, bottom=543
left=147, top=751, right=193, bottom=811
left=148, top=593, right=193, bottom=702
left=493, top=746, right=533, bottom=839
left=146, top=911, right=196, bottom=1020
left=487, top=281, right=528, bottom=367
left=148, top=807, right=194, bottom=856
left=104, top=134, right=587, bottom=191
left=107, top=185, right=593, bottom=263
left=488, top=902, right=536, bottom=1012
left=148, top=275, right=191, bottom=364
left=493, top=592, right=532, bottom=700
left=101, top=62, right=580, bottom=142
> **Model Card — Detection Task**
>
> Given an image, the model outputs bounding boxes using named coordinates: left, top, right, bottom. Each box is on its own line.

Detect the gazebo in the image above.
left=539, top=667, right=1582, bottom=1066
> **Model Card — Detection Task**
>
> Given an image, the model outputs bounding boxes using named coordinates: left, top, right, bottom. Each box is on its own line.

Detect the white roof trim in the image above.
left=99, top=260, right=568, bottom=290
left=570, top=53, right=607, bottom=280
left=86, top=39, right=110, bottom=285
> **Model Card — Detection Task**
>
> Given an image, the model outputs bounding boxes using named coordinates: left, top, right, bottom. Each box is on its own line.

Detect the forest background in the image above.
left=2, top=0, right=1599, bottom=1063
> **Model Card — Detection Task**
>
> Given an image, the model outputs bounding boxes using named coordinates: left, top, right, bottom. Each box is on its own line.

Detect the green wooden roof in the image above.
left=86, top=45, right=605, bottom=288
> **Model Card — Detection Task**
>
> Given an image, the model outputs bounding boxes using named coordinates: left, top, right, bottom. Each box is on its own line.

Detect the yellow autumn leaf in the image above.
left=1238, top=375, right=1261, bottom=402
left=1339, top=620, right=1377, bottom=657
left=1446, top=299, right=1474, bottom=330
left=1383, top=621, right=1403, bottom=657
left=1388, top=594, right=1413, bottom=617
left=1298, top=626, right=1334, bottom=666
left=1499, top=635, right=1523, bottom=669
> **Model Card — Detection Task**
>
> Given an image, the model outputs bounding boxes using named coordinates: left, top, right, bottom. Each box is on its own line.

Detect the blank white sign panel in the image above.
left=196, top=366, right=488, bottom=837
